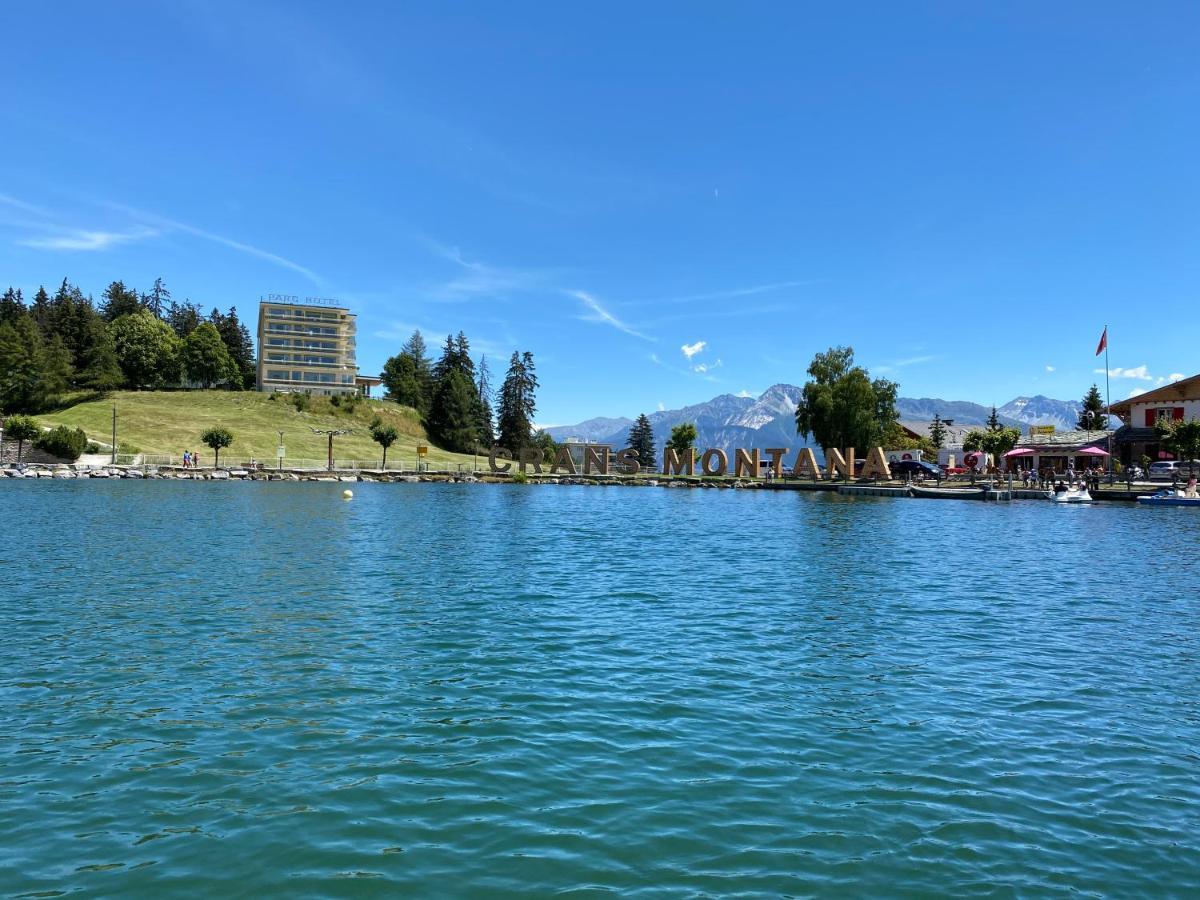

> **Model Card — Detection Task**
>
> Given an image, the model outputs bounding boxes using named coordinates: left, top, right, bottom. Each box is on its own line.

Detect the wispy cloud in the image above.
left=18, top=226, right=159, bottom=251
left=873, top=354, right=937, bottom=375
left=651, top=279, right=822, bottom=306
left=105, top=202, right=325, bottom=287
left=1096, top=365, right=1153, bottom=381
left=1045, top=365, right=1056, bottom=373
left=692, top=358, right=723, bottom=375
left=1128, top=388, right=1147, bottom=398
left=656, top=402, right=665, bottom=412
left=681, top=340, right=706, bottom=359
left=737, top=389, right=754, bottom=398
left=1167, top=373, right=1186, bottom=383
left=419, top=238, right=555, bottom=301
left=567, top=290, right=654, bottom=341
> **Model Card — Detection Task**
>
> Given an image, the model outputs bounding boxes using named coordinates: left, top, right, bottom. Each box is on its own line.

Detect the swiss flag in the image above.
left=1095, top=327, right=1107, bottom=356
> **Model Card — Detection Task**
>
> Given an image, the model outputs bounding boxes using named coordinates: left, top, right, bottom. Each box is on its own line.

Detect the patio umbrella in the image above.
left=1076, top=445, right=1110, bottom=456
left=1003, top=448, right=1035, bottom=457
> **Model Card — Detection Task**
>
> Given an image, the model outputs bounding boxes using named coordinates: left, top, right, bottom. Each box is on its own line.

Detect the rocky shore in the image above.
left=1, top=463, right=773, bottom=488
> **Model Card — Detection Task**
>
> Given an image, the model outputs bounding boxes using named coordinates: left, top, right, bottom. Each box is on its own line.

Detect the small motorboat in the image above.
left=909, top=485, right=988, bottom=500
left=1051, top=488, right=1091, bottom=503
left=1136, top=489, right=1200, bottom=507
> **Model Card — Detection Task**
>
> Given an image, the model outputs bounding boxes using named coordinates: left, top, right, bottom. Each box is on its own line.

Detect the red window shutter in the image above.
left=1146, top=410, right=1156, bottom=427
left=1174, top=407, right=1185, bottom=421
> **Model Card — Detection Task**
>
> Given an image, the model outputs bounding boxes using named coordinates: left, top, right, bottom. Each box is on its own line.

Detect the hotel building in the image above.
left=256, top=296, right=359, bottom=395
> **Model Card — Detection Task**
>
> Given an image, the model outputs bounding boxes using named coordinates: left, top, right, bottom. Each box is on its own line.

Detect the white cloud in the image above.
left=736, top=389, right=753, bottom=398
left=1128, top=388, right=1147, bottom=398
left=692, top=358, right=723, bottom=374
left=681, top=340, right=706, bottom=359
left=656, top=402, right=665, bottom=412
left=567, top=290, right=654, bottom=341
left=1096, top=365, right=1153, bottom=381
left=18, top=226, right=159, bottom=251
left=1045, top=365, right=1056, bottom=373
left=1168, top=373, right=1185, bottom=383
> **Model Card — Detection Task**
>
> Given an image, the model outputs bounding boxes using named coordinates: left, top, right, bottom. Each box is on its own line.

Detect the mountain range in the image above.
left=543, top=385, right=1099, bottom=456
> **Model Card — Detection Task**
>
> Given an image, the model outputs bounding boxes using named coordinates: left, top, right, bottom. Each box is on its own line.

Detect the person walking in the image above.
left=183, top=450, right=190, bottom=469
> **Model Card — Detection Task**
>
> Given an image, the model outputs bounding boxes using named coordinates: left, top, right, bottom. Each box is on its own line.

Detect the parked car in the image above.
left=1149, top=461, right=1180, bottom=478
left=891, top=459, right=941, bottom=480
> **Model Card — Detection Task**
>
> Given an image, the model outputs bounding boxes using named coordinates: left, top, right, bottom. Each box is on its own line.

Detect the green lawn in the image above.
left=38, top=391, right=485, bottom=469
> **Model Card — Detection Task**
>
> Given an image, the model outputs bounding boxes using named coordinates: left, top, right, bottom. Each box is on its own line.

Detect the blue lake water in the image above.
left=2, top=481, right=1199, bottom=896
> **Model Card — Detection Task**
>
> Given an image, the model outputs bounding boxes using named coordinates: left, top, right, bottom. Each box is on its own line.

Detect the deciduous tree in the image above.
left=370, top=421, right=399, bottom=468
left=200, top=426, right=233, bottom=468
left=183, top=323, right=237, bottom=388
left=794, top=346, right=899, bottom=451
left=3, top=414, right=40, bottom=465
left=110, top=311, right=181, bottom=389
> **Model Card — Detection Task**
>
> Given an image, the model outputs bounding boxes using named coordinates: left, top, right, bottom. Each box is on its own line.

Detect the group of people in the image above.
left=181, top=450, right=200, bottom=469
left=1018, top=465, right=1104, bottom=491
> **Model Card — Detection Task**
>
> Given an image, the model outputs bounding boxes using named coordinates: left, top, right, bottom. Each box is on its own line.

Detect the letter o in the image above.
left=700, top=448, right=728, bottom=476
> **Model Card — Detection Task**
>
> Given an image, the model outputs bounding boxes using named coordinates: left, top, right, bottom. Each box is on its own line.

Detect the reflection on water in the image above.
left=2, top=481, right=1199, bottom=895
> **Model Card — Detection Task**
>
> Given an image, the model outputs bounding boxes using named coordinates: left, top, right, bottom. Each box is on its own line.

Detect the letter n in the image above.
left=734, top=448, right=760, bottom=477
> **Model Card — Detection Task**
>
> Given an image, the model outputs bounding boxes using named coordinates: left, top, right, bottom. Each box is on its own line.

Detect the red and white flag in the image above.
left=1095, top=326, right=1107, bottom=356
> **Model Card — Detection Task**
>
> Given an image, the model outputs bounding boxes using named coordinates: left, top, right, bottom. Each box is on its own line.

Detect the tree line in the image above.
left=0, top=278, right=255, bottom=414
left=381, top=330, right=540, bottom=455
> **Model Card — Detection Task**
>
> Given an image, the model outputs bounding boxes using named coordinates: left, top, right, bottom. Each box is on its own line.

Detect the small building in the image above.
left=1009, top=429, right=1115, bottom=473
left=256, top=296, right=359, bottom=396
left=355, top=375, right=382, bottom=398
left=1107, top=373, right=1200, bottom=466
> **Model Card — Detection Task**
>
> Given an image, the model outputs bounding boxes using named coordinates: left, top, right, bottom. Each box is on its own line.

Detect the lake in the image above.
left=2, top=481, right=1199, bottom=896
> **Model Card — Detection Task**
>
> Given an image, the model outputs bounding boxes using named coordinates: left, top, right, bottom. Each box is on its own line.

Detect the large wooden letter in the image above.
left=825, top=447, right=855, bottom=479
left=860, top=446, right=890, bottom=479
left=700, top=448, right=728, bottom=476
left=550, top=445, right=578, bottom=475
left=489, top=445, right=512, bottom=473
left=764, top=448, right=788, bottom=478
left=791, top=447, right=822, bottom=478
left=734, top=448, right=761, bottom=478
left=583, top=445, right=609, bottom=475
left=662, top=448, right=695, bottom=476
left=616, top=448, right=640, bottom=474
left=519, top=447, right=544, bottom=473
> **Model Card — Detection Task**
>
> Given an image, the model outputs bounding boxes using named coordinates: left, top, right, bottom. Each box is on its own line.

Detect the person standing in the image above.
left=182, top=450, right=190, bottom=469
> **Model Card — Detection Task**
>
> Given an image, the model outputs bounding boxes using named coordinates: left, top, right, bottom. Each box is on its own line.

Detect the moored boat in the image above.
left=909, top=485, right=988, bottom=500
left=1136, top=490, right=1200, bottom=507
left=1051, top=488, right=1091, bottom=503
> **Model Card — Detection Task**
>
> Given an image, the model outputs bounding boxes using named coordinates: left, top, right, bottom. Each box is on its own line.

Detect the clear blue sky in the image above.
left=2, top=2, right=1197, bottom=424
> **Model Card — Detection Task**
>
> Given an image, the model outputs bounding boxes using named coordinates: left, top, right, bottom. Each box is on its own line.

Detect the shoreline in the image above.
left=1, top=463, right=1167, bottom=501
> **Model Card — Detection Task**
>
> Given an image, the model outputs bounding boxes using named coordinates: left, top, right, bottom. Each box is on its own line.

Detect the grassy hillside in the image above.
left=39, top=390, right=485, bottom=469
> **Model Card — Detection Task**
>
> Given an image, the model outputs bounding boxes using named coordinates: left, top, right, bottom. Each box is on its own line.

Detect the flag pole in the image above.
left=1104, top=324, right=1112, bottom=476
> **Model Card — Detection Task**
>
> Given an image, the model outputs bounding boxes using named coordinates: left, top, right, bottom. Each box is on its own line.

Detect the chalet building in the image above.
left=1108, top=373, right=1200, bottom=466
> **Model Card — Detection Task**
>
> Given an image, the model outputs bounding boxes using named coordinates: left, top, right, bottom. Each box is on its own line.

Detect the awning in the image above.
left=1076, top=445, right=1110, bottom=456
left=1003, top=448, right=1035, bottom=457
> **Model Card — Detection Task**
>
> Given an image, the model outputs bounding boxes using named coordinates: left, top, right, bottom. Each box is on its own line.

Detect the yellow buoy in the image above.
left=342, top=489, right=354, bottom=500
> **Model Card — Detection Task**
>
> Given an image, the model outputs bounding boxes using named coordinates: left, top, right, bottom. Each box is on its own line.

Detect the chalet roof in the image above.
left=1109, top=373, right=1200, bottom=417
left=1018, top=428, right=1115, bottom=449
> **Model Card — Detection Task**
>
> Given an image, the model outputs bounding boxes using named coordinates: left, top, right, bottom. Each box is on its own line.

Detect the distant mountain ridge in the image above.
left=544, top=386, right=1090, bottom=457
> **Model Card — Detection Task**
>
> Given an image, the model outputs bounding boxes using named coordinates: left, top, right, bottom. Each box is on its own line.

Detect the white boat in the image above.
left=1050, top=488, right=1091, bottom=503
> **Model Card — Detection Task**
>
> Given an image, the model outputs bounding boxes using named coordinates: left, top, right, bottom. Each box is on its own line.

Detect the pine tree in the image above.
left=1077, top=384, right=1106, bottom=431
left=929, top=414, right=947, bottom=449
left=143, top=278, right=171, bottom=319
left=497, top=351, right=538, bottom=453
left=475, top=354, right=496, bottom=447
left=215, top=307, right=255, bottom=389
left=0, top=314, right=72, bottom=413
left=30, top=286, right=51, bottom=331
left=0, top=288, right=24, bottom=325
left=427, top=333, right=482, bottom=450
left=628, top=413, right=656, bottom=470
left=100, top=281, right=143, bottom=321
left=166, top=299, right=204, bottom=338
left=986, top=406, right=1001, bottom=431
left=78, top=315, right=124, bottom=390
left=381, top=330, right=433, bottom=417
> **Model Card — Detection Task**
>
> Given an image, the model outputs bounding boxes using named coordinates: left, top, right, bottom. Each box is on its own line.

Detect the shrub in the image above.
left=290, top=393, right=310, bottom=413
left=85, top=441, right=102, bottom=454
left=34, top=425, right=88, bottom=461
